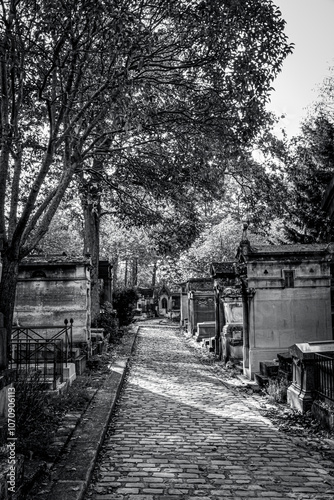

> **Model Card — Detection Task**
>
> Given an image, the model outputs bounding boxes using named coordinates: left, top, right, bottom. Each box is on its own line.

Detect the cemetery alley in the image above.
left=83, top=323, right=334, bottom=500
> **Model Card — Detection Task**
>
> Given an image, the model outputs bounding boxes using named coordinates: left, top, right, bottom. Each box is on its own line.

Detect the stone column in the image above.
left=214, top=287, right=220, bottom=355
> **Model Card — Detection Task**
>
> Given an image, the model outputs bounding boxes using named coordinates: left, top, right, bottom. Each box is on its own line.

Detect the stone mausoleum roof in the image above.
left=249, top=243, right=330, bottom=255
left=20, top=253, right=90, bottom=266
left=210, top=262, right=235, bottom=278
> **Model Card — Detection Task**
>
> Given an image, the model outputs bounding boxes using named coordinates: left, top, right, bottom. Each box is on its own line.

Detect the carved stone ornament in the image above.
left=215, top=278, right=233, bottom=289
left=195, top=297, right=214, bottom=307
left=188, top=280, right=213, bottom=292
left=235, top=262, right=247, bottom=277
left=220, top=287, right=242, bottom=300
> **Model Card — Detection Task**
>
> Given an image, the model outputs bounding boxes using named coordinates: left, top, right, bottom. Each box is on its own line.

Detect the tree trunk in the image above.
left=0, top=251, right=19, bottom=369
left=132, top=257, right=138, bottom=286
left=112, top=255, right=118, bottom=291
left=82, top=198, right=100, bottom=324
left=79, top=154, right=104, bottom=324
left=124, top=259, right=128, bottom=287
left=151, top=261, right=157, bottom=288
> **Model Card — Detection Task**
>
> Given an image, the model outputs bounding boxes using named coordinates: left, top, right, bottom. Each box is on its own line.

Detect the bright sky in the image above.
left=267, top=0, right=334, bottom=138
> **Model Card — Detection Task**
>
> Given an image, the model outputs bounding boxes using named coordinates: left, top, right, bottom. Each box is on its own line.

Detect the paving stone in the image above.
left=188, top=497, right=212, bottom=500
left=127, top=497, right=153, bottom=500
left=95, top=496, right=124, bottom=500
left=85, top=324, right=334, bottom=500
left=167, top=488, right=189, bottom=495
left=152, top=472, right=175, bottom=478
left=117, top=487, right=140, bottom=494
left=99, top=475, right=121, bottom=481
left=141, top=488, right=164, bottom=494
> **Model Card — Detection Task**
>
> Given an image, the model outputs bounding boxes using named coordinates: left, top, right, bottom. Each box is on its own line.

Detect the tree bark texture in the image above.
left=112, top=255, right=119, bottom=291
left=0, top=252, right=19, bottom=369
left=132, top=258, right=138, bottom=287
left=124, top=259, right=128, bottom=288
left=151, top=261, right=157, bottom=288
left=82, top=197, right=100, bottom=323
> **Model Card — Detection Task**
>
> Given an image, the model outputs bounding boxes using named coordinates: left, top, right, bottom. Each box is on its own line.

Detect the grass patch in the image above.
left=266, top=377, right=290, bottom=403
left=15, top=372, right=91, bottom=459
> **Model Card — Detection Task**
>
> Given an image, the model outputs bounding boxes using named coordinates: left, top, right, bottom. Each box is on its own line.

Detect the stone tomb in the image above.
left=158, top=284, right=180, bottom=318
left=196, top=321, right=216, bottom=342
left=237, top=239, right=334, bottom=379
left=14, top=255, right=91, bottom=345
left=287, top=340, right=334, bottom=413
left=136, top=287, right=155, bottom=316
left=187, top=278, right=215, bottom=335
left=210, top=262, right=243, bottom=359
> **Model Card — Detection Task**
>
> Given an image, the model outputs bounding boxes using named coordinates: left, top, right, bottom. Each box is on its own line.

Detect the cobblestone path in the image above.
left=86, top=324, right=334, bottom=500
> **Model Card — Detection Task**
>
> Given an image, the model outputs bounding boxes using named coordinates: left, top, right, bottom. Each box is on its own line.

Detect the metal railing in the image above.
left=10, top=319, right=73, bottom=390
left=314, top=353, right=334, bottom=401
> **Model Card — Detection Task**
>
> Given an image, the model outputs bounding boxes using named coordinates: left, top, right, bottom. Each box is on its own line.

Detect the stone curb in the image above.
left=33, top=325, right=140, bottom=500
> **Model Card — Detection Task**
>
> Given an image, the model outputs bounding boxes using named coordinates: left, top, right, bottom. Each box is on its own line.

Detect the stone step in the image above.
left=254, top=372, right=269, bottom=386
left=260, top=361, right=279, bottom=377
left=277, top=352, right=293, bottom=377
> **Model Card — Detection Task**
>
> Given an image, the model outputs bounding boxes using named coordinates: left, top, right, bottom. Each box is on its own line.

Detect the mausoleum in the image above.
left=237, top=233, right=334, bottom=379
left=14, top=254, right=91, bottom=345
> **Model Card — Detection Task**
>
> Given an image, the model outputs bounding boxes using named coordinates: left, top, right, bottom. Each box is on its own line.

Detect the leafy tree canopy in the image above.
left=273, top=115, right=334, bottom=243
left=0, top=0, right=292, bottom=339
left=1, top=0, right=292, bottom=259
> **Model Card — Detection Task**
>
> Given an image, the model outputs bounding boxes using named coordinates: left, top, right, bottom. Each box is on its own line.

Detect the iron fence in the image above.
left=10, top=319, right=73, bottom=390
left=314, top=353, right=334, bottom=401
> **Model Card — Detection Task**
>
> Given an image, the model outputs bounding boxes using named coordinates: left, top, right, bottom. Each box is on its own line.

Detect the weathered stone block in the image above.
left=75, top=355, right=87, bottom=375
left=260, top=361, right=279, bottom=377
left=63, top=362, right=76, bottom=385
left=254, top=373, right=269, bottom=387
left=196, top=322, right=215, bottom=342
